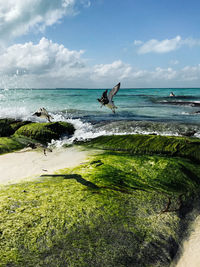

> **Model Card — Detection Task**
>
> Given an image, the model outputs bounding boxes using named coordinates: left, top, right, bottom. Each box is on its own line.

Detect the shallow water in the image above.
left=1, top=88, right=200, bottom=144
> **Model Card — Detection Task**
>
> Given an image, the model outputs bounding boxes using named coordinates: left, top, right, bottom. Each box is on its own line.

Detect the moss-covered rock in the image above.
left=14, top=121, right=75, bottom=143
left=80, top=134, right=200, bottom=162
left=1, top=134, right=200, bottom=266
left=0, top=137, right=26, bottom=154
left=0, top=118, right=31, bottom=137
left=0, top=150, right=199, bottom=266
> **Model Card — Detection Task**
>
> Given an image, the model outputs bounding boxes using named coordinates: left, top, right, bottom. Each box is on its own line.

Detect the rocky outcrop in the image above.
left=0, top=137, right=26, bottom=154
left=0, top=118, right=31, bottom=137
left=0, top=119, right=75, bottom=154
left=80, top=134, right=200, bottom=162
left=14, top=121, right=75, bottom=143
left=1, top=133, right=200, bottom=266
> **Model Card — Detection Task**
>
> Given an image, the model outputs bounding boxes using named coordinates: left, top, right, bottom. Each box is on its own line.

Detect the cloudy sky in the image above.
left=0, top=0, right=200, bottom=88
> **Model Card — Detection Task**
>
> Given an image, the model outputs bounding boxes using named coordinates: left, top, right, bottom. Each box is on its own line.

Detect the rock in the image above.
left=0, top=137, right=25, bottom=154
left=14, top=121, right=75, bottom=143
left=1, top=134, right=200, bottom=266
left=81, top=134, right=200, bottom=162
left=0, top=118, right=31, bottom=137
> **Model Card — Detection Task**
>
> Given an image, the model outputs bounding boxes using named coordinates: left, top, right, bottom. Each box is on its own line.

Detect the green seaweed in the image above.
left=1, top=134, right=200, bottom=266
left=60, top=151, right=200, bottom=196
left=0, top=137, right=26, bottom=154
left=0, top=118, right=31, bottom=137
left=1, top=149, right=200, bottom=266
left=14, top=121, right=75, bottom=143
left=79, top=134, right=200, bottom=162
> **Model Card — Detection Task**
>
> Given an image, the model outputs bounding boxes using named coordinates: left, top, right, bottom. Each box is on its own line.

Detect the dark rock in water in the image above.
left=14, top=121, right=75, bottom=143
left=159, top=101, right=200, bottom=107
left=0, top=118, right=31, bottom=137
left=181, top=130, right=196, bottom=137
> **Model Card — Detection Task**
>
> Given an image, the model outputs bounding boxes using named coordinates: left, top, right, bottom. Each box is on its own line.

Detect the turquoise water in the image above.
left=1, top=88, right=200, bottom=143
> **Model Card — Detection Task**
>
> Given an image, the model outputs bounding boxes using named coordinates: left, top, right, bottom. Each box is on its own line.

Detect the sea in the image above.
left=1, top=87, right=200, bottom=146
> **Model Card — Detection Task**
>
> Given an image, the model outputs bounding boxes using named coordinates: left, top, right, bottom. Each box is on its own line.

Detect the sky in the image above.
left=0, top=0, right=200, bottom=88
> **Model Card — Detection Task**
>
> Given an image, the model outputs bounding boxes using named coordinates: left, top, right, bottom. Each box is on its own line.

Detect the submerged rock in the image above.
left=14, top=121, right=75, bottom=143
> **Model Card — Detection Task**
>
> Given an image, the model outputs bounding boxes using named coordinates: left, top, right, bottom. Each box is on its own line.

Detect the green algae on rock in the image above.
left=14, top=121, right=75, bottom=143
left=80, top=134, right=200, bottom=162
left=1, top=149, right=200, bottom=266
left=0, top=137, right=26, bottom=154
left=0, top=118, right=31, bottom=137
left=1, top=134, right=200, bottom=266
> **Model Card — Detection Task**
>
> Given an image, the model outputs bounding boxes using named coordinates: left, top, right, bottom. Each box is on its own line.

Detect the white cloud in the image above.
left=0, top=38, right=200, bottom=88
left=88, top=60, right=133, bottom=87
left=180, top=65, right=200, bottom=81
left=92, top=60, right=132, bottom=81
left=134, top=36, right=200, bottom=54
left=0, top=0, right=90, bottom=41
left=0, top=38, right=89, bottom=88
left=136, top=36, right=182, bottom=54
left=0, top=37, right=85, bottom=75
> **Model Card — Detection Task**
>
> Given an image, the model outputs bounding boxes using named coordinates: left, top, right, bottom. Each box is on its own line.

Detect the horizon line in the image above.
left=1, top=87, right=200, bottom=90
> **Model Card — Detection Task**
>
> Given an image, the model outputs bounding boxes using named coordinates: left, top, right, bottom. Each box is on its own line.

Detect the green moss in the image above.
left=14, top=121, right=75, bottom=143
left=0, top=118, right=31, bottom=137
left=1, top=134, right=200, bottom=265
left=0, top=178, right=178, bottom=266
left=0, top=137, right=26, bottom=154
left=80, top=134, right=200, bottom=162
left=1, top=149, right=199, bottom=266
left=61, top=152, right=200, bottom=196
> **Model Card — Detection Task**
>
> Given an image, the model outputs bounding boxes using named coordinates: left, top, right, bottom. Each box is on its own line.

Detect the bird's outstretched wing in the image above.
left=108, top=82, right=120, bottom=102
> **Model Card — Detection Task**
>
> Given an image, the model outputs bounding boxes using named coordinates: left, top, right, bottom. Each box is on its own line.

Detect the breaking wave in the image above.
left=1, top=106, right=200, bottom=148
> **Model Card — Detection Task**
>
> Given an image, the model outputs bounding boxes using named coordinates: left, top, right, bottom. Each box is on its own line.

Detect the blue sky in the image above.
left=0, top=0, right=200, bottom=88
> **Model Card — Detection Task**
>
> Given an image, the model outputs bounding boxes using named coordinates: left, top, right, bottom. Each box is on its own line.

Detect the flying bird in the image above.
left=97, top=82, right=120, bottom=113
left=32, top=107, right=53, bottom=122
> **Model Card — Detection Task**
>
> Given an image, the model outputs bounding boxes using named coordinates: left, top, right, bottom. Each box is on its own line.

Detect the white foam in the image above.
left=0, top=107, right=31, bottom=120
left=0, top=94, right=5, bottom=100
left=0, top=107, right=199, bottom=149
left=50, top=117, right=108, bottom=147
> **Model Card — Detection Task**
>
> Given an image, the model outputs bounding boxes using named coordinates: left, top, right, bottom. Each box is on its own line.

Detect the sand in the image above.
left=175, top=215, right=200, bottom=267
left=0, top=147, right=89, bottom=185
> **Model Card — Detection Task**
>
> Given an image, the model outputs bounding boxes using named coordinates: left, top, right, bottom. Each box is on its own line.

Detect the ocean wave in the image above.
left=1, top=104, right=200, bottom=149
left=153, top=95, right=200, bottom=100
left=117, top=94, right=155, bottom=97
left=0, top=94, right=5, bottom=100
left=49, top=119, right=200, bottom=147
left=157, top=101, right=200, bottom=107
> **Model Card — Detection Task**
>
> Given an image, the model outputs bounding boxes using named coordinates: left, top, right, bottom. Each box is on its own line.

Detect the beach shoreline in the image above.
left=0, top=146, right=89, bottom=185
